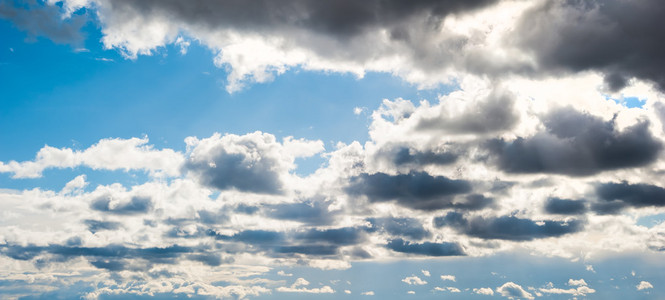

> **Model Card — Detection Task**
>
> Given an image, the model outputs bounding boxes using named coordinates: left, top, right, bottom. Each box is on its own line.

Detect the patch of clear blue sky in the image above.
left=0, top=17, right=450, bottom=190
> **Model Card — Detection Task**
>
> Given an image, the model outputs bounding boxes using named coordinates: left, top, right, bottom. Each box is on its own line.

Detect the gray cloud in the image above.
left=544, top=198, right=587, bottom=215
left=366, top=217, right=430, bottom=240
left=263, top=199, right=335, bottom=225
left=91, top=196, right=153, bottom=215
left=435, top=212, right=585, bottom=241
left=107, top=0, right=497, bottom=39
left=516, top=0, right=665, bottom=91
left=593, top=182, right=665, bottom=214
left=185, top=150, right=283, bottom=195
left=345, top=172, right=475, bottom=210
left=0, top=0, right=85, bottom=45
left=417, top=90, right=519, bottom=134
left=488, top=108, right=661, bottom=176
left=386, top=238, right=465, bottom=256
left=83, top=219, right=121, bottom=233
left=0, top=243, right=199, bottom=271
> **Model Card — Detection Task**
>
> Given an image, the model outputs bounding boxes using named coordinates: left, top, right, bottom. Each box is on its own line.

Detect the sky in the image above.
left=1, top=0, right=665, bottom=299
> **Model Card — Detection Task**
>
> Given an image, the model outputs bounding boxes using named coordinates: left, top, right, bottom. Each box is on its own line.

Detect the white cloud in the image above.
left=0, top=137, right=184, bottom=178
left=361, top=291, right=375, bottom=296
left=440, top=275, right=456, bottom=282
left=402, top=276, right=427, bottom=285
left=344, top=290, right=351, bottom=294
left=497, top=282, right=534, bottom=300
left=277, top=271, right=293, bottom=277
left=637, top=281, right=653, bottom=291
left=421, top=270, right=430, bottom=277
left=276, top=278, right=335, bottom=294
left=434, top=287, right=461, bottom=293
left=407, top=291, right=415, bottom=294
left=474, top=287, right=494, bottom=296
left=568, top=279, right=587, bottom=286
left=540, top=280, right=595, bottom=297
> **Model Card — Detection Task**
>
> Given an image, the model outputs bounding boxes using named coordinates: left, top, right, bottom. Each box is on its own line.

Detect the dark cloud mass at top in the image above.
left=517, top=0, right=665, bottom=91
left=108, top=0, right=498, bottom=38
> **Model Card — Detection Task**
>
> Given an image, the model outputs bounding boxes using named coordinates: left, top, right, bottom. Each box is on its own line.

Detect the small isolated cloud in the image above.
left=586, top=265, right=596, bottom=273
left=434, top=287, right=461, bottom=293
left=402, top=275, right=427, bottom=285
left=421, top=270, right=430, bottom=277
left=276, top=278, right=335, bottom=294
left=361, top=291, right=375, bottom=296
left=407, top=291, right=416, bottom=294
left=344, top=290, right=351, bottom=294
left=637, top=281, right=653, bottom=291
left=540, top=280, right=595, bottom=297
left=568, top=279, right=587, bottom=286
left=497, top=282, right=534, bottom=300
left=474, top=287, right=495, bottom=296
left=277, top=270, right=293, bottom=277
left=441, top=275, right=456, bottom=282
left=354, top=107, right=366, bottom=115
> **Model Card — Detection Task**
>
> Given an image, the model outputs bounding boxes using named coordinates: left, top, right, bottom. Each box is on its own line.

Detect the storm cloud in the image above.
left=346, top=172, right=474, bottom=210
left=544, top=198, right=588, bottom=215
left=435, top=212, right=585, bottom=241
left=489, top=108, right=661, bottom=176
left=593, top=182, right=665, bottom=214
left=517, top=0, right=665, bottom=91
left=386, top=238, right=465, bottom=256
left=0, top=0, right=85, bottom=45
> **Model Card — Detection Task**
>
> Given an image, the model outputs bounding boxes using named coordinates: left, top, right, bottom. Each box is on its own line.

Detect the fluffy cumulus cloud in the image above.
left=496, top=282, right=534, bottom=300
left=3, top=0, right=665, bottom=298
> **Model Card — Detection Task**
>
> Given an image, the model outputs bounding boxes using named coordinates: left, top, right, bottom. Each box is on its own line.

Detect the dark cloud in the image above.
left=83, top=219, right=121, bottom=233
left=0, top=243, right=201, bottom=271
left=295, top=227, right=365, bottom=246
left=516, top=0, right=665, bottom=91
left=593, top=182, right=665, bottom=214
left=386, top=238, right=465, bottom=256
left=434, top=212, right=585, bottom=241
left=264, top=200, right=335, bottom=225
left=393, top=147, right=457, bottom=166
left=346, top=172, right=475, bottom=210
left=197, top=209, right=229, bottom=224
left=108, top=0, right=498, bottom=39
left=185, top=150, right=283, bottom=195
left=91, top=196, right=153, bottom=215
left=544, top=198, right=587, bottom=215
left=488, top=108, right=661, bottom=176
left=366, top=217, right=430, bottom=240
left=417, top=90, right=519, bottom=134
left=0, top=0, right=86, bottom=45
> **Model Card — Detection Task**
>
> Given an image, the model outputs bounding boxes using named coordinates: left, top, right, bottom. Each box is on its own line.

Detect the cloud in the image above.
left=263, top=199, right=336, bottom=225
left=434, top=286, right=461, bottom=293
left=516, top=0, right=665, bottom=91
left=185, top=132, right=323, bottom=194
left=386, top=238, right=465, bottom=257
left=496, top=282, right=534, bottom=300
left=0, top=137, right=184, bottom=178
left=83, top=219, right=121, bottom=233
left=544, top=198, right=587, bottom=215
left=488, top=108, right=662, bottom=176
left=91, top=196, right=153, bottom=215
left=440, top=275, right=456, bottom=282
left=366, top=217, right=430, bottom=240
left=539, top=279, right=595, bottom=296
left=0, top=0, right=85, bottom=45
left=474, top=287, right=494, bottom=296
left=416, top=89, right=519, bottom=134
left=594, top=182, right=665, bottom=214
left=276, top=278, right=334, bottom=294
left=637, top=281, right=653, bottom=291
left=402, top=275, right=427, bottom=285
left=361, top=291, right=375, bottom=296
left=346, top=172, right=476, bottom=211
left=421, top=270, right=430, bottom=277
left=435, top=212, right=585, bottom=241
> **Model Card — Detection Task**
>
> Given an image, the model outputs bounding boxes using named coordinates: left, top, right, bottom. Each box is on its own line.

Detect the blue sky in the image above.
left=2, top=0, right=665, bottom=299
